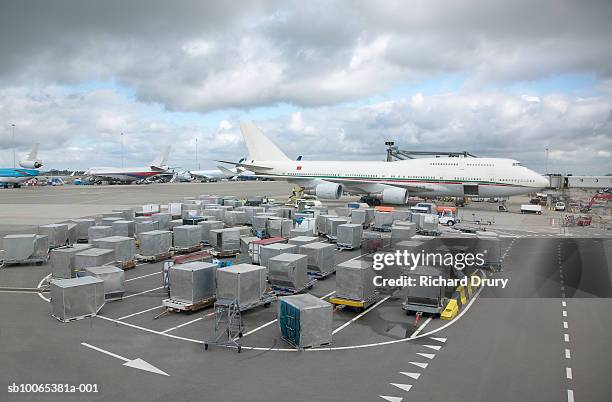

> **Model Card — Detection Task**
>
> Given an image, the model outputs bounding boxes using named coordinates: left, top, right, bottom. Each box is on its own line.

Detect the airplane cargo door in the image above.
left=463, top=184, right=479, bottom=196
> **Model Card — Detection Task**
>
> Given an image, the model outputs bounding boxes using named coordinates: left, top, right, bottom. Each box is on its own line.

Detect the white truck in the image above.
left=521, top=204, right=542, bottom=214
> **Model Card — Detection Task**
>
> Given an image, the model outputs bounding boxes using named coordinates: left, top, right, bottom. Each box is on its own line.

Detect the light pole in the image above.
left=121, top=132, right=124, bottom=168
left=11, top=124, right=16, bottom=168
left=195, top=137, right=199, bottom=170
left=545, top=147, right=549, bottom=174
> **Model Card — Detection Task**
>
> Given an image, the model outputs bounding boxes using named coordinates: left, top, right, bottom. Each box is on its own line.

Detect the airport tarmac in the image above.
left=0, top=182, right=610, bottom=402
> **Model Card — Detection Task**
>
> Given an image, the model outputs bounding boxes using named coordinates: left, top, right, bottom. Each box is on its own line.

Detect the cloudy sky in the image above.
left=0, top=0, right=611, bottom=174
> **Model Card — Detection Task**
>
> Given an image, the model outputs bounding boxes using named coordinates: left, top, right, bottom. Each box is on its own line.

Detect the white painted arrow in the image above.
left=379, top=396, right=403, bottom=402
left=424, top=344, right=442, bottom=351
left=81, top=342, right=169, bottom=376
left=416, top=352, right=435, bottom=360
left=408, top=361, right=428, bottom=369
left=400, top=372, right=421, bottom=380
left=390, top=383, right=413, bottom=392
left=430, top=337, right=447, bottom=343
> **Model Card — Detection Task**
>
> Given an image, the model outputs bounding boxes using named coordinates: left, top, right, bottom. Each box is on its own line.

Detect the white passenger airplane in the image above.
left=84, top=146, right=171, bottom=183
left=218, top=122, right=548, bottom=204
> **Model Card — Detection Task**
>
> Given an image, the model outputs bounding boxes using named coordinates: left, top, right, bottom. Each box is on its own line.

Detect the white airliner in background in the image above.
left=218, top=122, right=548, bottom=204
left=84, top=146, right=171, bottom=183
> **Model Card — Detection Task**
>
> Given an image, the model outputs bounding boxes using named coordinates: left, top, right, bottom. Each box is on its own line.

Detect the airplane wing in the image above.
left=215, top=160, right=274, bottom=171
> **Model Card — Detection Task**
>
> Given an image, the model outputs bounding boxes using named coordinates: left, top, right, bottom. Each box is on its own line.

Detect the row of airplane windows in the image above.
left=286, top=172, right=537, bottom=183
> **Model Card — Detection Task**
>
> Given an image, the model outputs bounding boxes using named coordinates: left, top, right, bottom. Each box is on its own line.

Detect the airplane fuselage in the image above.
left=245, top=157, right=548, bottom=198
left=85, top=167, right=165, bottom=183
left=0, top=168, right=40, bottom=185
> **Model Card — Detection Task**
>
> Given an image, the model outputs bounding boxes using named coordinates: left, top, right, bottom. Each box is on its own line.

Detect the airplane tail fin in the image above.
left=27, top=144, right=39, bottom=161
left=151, top=146, right=171, bottom=168
left=240, top=121, right=289, bottom=161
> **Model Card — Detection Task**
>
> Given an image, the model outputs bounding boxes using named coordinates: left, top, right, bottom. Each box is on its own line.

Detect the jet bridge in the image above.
left=384, top=141, right=477, bottom=161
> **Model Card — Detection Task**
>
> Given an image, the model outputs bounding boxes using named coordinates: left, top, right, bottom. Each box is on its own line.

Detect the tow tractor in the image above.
left=436, top=206, right=459, bottom=226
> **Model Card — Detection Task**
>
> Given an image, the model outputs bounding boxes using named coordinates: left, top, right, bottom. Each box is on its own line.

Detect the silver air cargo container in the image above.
left=135, top=220, right=158, bottom=234
left=216, top=264, right=267, bottom=307
left=74, top=248, right=115, bottom=270
left=2, top=234, right=48, bottom=263
left=50, top=276, right=105, bottom=322
left=92, top=236, right=135, bottom=264
left=316, top=214, right=335, bottom=235
left=391, top=225, right=415, bottom=244
left=268, top=253, right=309, bottom=290
left=260, top=243, right=297, bottom=269
left=350, top=208, right=374, bottom=227
left=373, top=211, right=394, bottom=231
left=402, top=265, right=448, bottom=314
left=173, top=225, right=202, bottom=249
left=101, top=217, right=122, bottom=226
left=138, top=230, right=172, bottom=257
left=278, top=294, right=332, bottom=348
left=112, top=208, right=134, bottom=220
left=289, top=227, right=314, bottom=238
left=476, top=231, right=501, bottom=270
left=198, top=220, right=224, bottom=244
left=335, top=259, right=376, bottom=302
left=267, top=218, right=292, bottom=238
left=169, top=261, right=217, bottom=303
left=298, top=242, right=335, bottom=272
left=111, top=220, right=135, bottom=238
left=337, top=224, right=363, bottom=249
left=71, top=219, right=95, bottom=242
left=88, top=226, right=113, bottom=243
left=84, top=265, right=126, bottom=301
left=224, top=211, right=247, bottom=227
left=38, top=223, right=68, bottom=247
left=50, top=244, right=93, bottom=278
left=151, top=212, right=172, bottom=230
left=288, top=236, right=319, bottom=247
left=209, top=228, right=240, bottom=252
left=326, top=217, right=350, bottom=240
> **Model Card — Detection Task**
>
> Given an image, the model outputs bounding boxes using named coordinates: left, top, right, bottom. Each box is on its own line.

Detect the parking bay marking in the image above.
left=81, top=342, right=169, bottom=376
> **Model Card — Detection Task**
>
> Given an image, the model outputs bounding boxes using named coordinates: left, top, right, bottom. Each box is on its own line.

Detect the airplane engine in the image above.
left=381, top=187, right=409, bottom=204
left=305, top=182, right=343, bottom=199
left=19, top=160, right=43, bottom=169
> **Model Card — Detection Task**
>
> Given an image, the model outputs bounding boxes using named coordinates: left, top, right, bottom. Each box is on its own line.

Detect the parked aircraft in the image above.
left=0, top=144, right=43, bottom=188
left=218, top=122, right=548, bottom=204
left=84, top=146, right=170, bottom=183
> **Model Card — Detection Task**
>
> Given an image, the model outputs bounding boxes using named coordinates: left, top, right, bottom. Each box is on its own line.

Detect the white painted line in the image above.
left=430, top=337, right=447, bottom=343
left=81, top=342, right=170, bottom=376
left=379, top=396, right=403, bottom=402
left=423, top=344, right=442, bottom=351
left=563, top=321, right=568, bottom=329
left=564, top=334, right=570, bottom=342
left=400, top=372, right=421, bottom=380
left=562, top=301, right=566, bottom=307
left=561, top=292, right=566, bottom=298
left=332, top=295, right=391, bottom=335
left=37, top=273, right=52, bottom=302
left=408, top=361, right=428, bottom=369
left=126, top=272, right=161, bottom=282
left=416, top=353, right=435, bottom=360
left=410, top=317, right=432, bottom=338
left=562, top=310, right=567, bottom=317
left=82, top=342, right=129, bottom=362
left=566, top=367, right=572, bottom=380
left=123, top=286, right=164, bottom=299
left=565, top=349, right=571, bottom=359
left=117, top=305, right=164, bottom=321
left=567, top=389, right=574, bottom=402
left=242, top=318, right=277, bottom=337
left=161, top=317, right=204, bottom=334
left=390, top=383, right=412, bottom=392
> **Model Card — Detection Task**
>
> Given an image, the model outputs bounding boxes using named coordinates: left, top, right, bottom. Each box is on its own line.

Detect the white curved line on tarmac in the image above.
left=37, top=273, right=51, bottom=302
left=36, top=271, right=485, bottom=352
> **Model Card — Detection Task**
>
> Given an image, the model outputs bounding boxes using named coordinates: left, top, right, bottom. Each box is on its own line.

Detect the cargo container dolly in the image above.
left=159, top=296, right=216, bottom=314
left=329, top=294, right=378, bottom=312
left=171, top=244, right=203, bottom=255
left=271, top=278, right=317, bottom=296
left=0, top=254, right=48, bottom=267
left=135, top=252, right=172, bottom=263
left=307, top=269, right=335, bottom=280
left=209, top=248, right=240, bottom=258
left=336, top=240, right=362, bottom=250
left=230, top=291, right=278, bottom=313
left=416, top=228, right=442, bottom=236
